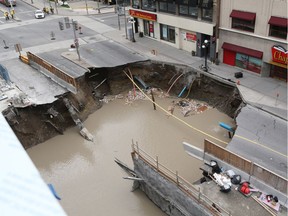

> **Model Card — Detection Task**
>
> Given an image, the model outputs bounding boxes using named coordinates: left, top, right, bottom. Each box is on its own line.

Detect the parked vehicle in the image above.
left=0, top=0, right=16, bottom=7
left=34, top=10, right=45, bottom=19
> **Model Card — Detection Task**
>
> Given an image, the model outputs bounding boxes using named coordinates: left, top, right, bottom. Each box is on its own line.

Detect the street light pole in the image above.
left=129, top=17, right=135, bottom=42
left=202, top=39, right=209, bottom=72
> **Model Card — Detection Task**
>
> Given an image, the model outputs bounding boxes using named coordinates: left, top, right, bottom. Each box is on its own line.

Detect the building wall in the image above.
left=218, top=0, right=287, bottom=78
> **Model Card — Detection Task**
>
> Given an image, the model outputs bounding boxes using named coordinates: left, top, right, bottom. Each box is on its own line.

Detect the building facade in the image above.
left=128, top=0, right=219, bottom=60
left=218, top=0, right=287, bottom=81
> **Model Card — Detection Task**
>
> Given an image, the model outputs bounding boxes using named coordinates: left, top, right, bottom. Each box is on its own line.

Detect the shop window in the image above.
left=142, top=0, right=156, bottom=11
left=235, top=53, right=262, bottom=73
left=132, top=0, right=140, bottom=8
left=269, top=25, right=287, bottom=40
left=159, top=1, right=176, bottom=13
left=160, top=24, right=175, bottom=43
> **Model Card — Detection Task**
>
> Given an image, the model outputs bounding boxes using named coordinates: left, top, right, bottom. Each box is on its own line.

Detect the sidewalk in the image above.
left=19, top=0, right=288, bottom=119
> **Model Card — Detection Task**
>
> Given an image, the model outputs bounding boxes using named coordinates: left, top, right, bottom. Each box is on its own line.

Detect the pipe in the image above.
left=133, top=75, right=149, bottom=90
left=178, top=86, right=187, bottom=98
left=166, top=73, right=184, bottom=95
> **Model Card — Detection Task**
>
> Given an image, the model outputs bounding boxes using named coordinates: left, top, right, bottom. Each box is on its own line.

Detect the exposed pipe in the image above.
left=166, top=73, right=184, bottom=95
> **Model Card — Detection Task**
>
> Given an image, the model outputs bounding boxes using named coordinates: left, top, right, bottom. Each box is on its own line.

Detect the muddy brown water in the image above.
left=27, top=96, right=234, bottom=216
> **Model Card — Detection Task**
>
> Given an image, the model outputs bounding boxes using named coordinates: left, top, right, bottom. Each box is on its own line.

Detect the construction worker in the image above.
left=10, top=9, right=15, bottom=19
left=4, top=11, right=9, bottom=20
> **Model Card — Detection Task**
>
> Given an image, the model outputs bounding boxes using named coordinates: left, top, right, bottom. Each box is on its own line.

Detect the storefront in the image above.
left=270, top=45, right=287, bottom=82
left=222, top=42, right=263, bottom=74
left=129, top=9, right=157, bottom=38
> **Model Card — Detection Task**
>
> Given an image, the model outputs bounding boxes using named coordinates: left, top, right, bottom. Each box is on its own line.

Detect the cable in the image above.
left=123, top=70, right=228, bottom=145
left=123, top=70, right=288, bottom=159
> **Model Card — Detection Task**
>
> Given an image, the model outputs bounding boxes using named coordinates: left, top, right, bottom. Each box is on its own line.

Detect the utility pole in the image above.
left=72, top=19, right=81, bottom=61
left=84, top=0, right=89, bottom=15
left=54, top=0, right=58, bottom=14
left=124, top=6, right=127, bottom=39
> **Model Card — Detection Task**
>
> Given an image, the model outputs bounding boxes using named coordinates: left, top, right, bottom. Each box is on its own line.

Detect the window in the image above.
left=178, top=0, right=198, bottom=18
left=160, top=24, right=175, bottom=43
left=142, top=0, right=156, bottom=11
left=268, top=16, right=287, bottom=40
left=230, top=10, right=256, bottom=33
left=179, top=5, right=198, bottom=17
left=159, top=0, right=176, bottom=13
left=132, top=0, right=140, bottom=8
left=201, top=8, right=212, bottom=21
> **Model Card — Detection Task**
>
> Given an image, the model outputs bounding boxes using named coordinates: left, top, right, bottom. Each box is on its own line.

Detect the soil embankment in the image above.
left=2, top=61, right=243, bottom=149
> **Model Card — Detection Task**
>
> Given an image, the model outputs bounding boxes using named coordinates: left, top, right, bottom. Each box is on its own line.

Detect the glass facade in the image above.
left=160, top=24, right=175, bottom=43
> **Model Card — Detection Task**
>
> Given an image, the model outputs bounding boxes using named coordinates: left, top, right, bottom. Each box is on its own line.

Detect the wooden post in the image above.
left=151, top=91, right=156, bottom=110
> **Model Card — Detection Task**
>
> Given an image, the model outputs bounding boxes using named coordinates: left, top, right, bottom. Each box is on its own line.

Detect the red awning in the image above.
left=222, top=42, right=263, bottom=59
left=268, top=16, right=288, bottom=27
left=230, top=10, right=256, bottom=21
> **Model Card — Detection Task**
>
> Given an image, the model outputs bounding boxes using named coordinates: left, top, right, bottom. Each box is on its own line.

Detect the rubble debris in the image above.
left=8, top=93, right=31, bottom=107
left=63, top=98, right=94, bottom=142
left=177, top=99, right=210, bottom=117
left=80, top=127, right=94, bottom=142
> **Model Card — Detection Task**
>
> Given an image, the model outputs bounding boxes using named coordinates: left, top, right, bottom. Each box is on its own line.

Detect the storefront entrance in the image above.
left=270, top=64, right=287, bottom=82
left=143, top=20, right=155, bottom=38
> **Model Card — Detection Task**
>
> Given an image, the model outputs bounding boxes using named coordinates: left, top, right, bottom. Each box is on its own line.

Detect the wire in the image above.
left=123, top=70, right=228, bottom=145
left=123, top=70, right=288, bottom=159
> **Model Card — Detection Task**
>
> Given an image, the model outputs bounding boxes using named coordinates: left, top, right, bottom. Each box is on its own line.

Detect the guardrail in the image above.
left=131, top=141, right=231, bottom=216
left=27, top=52, right=78, bottom=93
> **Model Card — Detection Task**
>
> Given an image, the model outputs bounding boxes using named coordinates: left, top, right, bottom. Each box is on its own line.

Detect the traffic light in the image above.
left=64, top=17, right=70, bottom=29
left=59, top=21, right=64, bottom=30
left=73, top=21, right=79, bottom=30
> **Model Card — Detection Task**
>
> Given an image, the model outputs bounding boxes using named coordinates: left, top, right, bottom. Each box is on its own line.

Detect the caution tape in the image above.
left=123, top=70, right=288, bottom=159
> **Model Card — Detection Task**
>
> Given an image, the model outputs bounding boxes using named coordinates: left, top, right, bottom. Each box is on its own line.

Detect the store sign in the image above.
left=272, top=45, right=288, bottom=65
left=186, top=33, right=196, bottom=41
left=129, top=9, right=157, bottom=21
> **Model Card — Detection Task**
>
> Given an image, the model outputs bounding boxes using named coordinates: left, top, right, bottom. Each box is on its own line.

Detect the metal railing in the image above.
left=27, top=52, right=78, bottom=89
left=131, top=141, right=231, bottom=216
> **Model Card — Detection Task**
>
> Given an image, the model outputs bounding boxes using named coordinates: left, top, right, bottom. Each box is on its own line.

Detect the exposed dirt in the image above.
left=2, top=60, right=243, bottom=149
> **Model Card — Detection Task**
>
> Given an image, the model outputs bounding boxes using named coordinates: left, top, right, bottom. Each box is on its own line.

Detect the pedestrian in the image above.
left=4, top=11, right=9, bottom=20
left=10, top=9, right=15, bottom=19
left=50, top=7, right=54, bottom=14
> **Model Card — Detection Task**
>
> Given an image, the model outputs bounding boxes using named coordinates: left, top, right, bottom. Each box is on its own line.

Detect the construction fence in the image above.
left=131, top=142, right=231, bottom=216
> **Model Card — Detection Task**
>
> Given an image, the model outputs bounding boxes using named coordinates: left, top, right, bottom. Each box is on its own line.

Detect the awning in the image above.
left=268, top=16, right=288, bottom=27
left=222, top=42, right=263, bottom=59
left=230, top=10, right=256, bottom=21
left=270, top=60, right=288, bottom=69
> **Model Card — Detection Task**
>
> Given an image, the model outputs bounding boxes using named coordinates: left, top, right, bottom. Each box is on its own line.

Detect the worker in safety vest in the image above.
left=4, top=11, right=9, bottom=20
left=10, top=9, right=15, bottom=19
